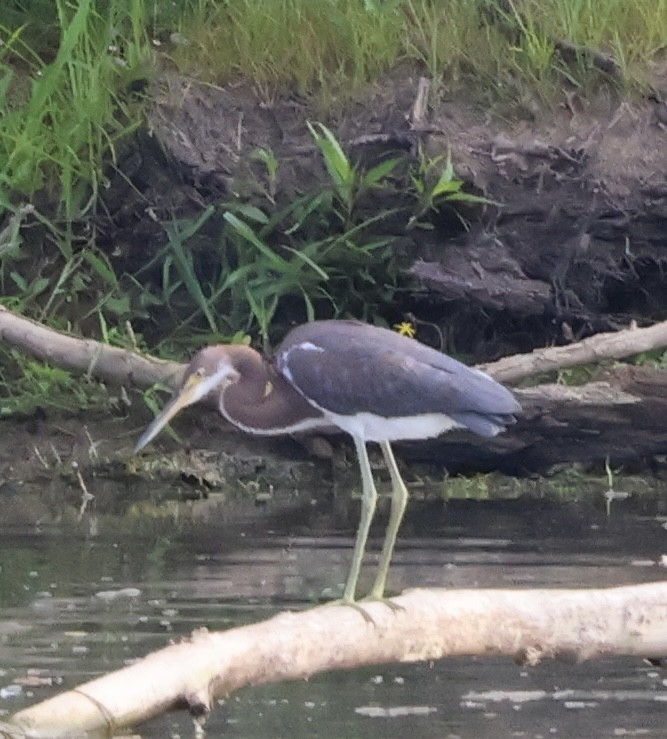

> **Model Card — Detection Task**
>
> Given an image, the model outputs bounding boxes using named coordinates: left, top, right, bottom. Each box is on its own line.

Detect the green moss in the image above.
left=438, top=467, right=659, bottom=503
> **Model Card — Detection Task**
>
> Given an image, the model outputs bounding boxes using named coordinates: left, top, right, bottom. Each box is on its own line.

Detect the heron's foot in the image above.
left=324, top=596, right=375, bottom=624
left=359, top=585, right=405, bottom=613
left=361, top=580, right=405, bottom=613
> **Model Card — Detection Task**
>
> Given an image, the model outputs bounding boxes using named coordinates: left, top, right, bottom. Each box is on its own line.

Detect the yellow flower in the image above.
left=394, top=321, right=416, bottom=338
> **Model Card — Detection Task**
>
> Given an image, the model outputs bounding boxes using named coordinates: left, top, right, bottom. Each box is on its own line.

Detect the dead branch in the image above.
left=0, top=304, right=183, bottom=391
left=4, top=305, right=667, bottom=393
left=9, top=582, right=667, bottom=737
left=480, top=320, right=667, bottom=383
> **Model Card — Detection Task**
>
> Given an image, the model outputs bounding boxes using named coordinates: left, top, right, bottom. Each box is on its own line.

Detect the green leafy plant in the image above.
left=134, top=123, right=404, bottom=347
left=409, top=149, right=495, bottom=229
left=308, top=122, right=400, bottom=225
left=250, top=147, right=280, bottom=203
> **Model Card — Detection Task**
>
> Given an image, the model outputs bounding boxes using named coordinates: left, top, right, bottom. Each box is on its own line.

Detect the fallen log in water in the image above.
left=7, top=582, right=667, bottom=737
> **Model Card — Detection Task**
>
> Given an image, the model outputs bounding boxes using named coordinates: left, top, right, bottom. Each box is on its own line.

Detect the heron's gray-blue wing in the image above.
left=275, top=324, right=519, bottom=436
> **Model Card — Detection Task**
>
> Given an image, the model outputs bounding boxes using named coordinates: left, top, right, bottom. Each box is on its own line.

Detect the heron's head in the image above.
left=134, top=346, right=239, bottom=453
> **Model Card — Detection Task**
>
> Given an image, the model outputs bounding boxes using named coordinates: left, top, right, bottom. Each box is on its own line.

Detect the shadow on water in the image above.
left=1, top=494, right=666, bottom=737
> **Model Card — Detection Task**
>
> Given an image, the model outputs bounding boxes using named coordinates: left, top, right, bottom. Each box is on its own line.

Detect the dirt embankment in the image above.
left=116, top=71, right=667, bottom=358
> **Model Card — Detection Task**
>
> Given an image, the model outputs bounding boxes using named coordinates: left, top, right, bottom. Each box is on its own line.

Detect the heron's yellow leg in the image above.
left=342, top=435, right=378, bottom=603
left=367, top=441, right=409, bottom=600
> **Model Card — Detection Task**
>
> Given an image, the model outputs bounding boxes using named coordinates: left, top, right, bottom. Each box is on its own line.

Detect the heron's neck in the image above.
left=220, top=346, right=323, bottom=434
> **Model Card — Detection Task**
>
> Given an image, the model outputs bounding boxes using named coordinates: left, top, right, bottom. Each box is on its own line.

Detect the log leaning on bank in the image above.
left=0, top=304, right=183, bottom=391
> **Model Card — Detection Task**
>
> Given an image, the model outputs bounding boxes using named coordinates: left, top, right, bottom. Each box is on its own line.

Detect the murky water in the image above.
left=1, top=495, right=666, bottom=737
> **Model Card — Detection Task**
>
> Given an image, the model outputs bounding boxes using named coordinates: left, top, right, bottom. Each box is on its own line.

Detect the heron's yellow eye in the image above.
left=184, top=367, right=205, bottom=388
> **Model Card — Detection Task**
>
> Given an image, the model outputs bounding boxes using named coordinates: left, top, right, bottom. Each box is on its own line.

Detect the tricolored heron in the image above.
left=134, top=320, right=520, bottom=603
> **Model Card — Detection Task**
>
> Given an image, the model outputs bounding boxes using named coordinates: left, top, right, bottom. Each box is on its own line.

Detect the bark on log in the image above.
left=411, top=365, right=667, bottom=474
left=9, top=583, right=667, bottom=737
left=0, top=305, right=183, bottom=392
left=481, top=320, right=667, bottom=383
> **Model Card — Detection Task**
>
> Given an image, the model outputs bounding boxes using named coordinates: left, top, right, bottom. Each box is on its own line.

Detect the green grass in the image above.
left=0, top=0, right=150, bottom=220
left=170, top=0, right=667, bottom=103
left=0, top=346, right=111, bottom=416
left=0, top=0, right=156, bottom=363
left=0, top=0, right=154, bottom=340
left=166, top=0, right=404, bottom=96
left=2, top=0, right=666, bottom=220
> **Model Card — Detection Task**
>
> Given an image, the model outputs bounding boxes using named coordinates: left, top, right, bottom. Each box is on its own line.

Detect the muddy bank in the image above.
left=108, top=70, right=667, bottom=358
left=2, top=402, right=667, bottom=528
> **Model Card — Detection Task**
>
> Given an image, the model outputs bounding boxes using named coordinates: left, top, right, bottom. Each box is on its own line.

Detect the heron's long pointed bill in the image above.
left=134, top=384, right=200, bottom=454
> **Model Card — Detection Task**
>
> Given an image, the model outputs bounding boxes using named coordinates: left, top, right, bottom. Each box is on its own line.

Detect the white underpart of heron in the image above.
left=314, top=408, right=463, bottom=442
